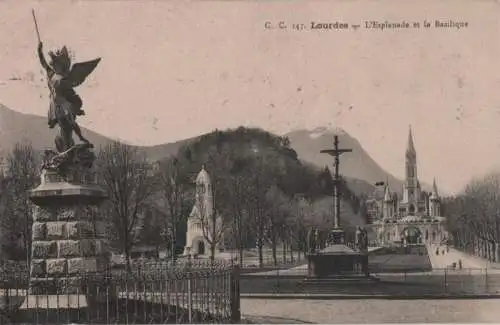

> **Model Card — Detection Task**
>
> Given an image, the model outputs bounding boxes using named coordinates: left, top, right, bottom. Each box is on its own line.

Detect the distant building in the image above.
left=367, top=126, right=447, bottom=246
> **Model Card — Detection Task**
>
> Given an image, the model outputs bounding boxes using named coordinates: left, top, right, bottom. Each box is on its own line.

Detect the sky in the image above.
left=0, top=0, right=499, bottom=194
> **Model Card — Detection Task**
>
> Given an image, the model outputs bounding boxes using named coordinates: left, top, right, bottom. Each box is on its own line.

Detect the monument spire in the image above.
left=307, top=133, right=369, bottom=279
left=320, top=134, right=352, bottom=243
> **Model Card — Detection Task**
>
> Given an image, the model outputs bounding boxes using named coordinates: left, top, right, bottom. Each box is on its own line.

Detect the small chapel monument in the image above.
left=183, top=165, right=224, bottom=258
left=20, top=12, right=110, bottom=319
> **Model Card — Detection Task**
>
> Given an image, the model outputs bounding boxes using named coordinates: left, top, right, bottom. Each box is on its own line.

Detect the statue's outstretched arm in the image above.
left=37, top=42, right=51, bottom=72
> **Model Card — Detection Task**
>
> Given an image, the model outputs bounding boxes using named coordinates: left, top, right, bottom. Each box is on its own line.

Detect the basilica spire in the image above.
left=430, top=178, right=439, bottom=200
left=406, top=125, right=416, bottom=156
left=405, top=125, right=417, bottom=181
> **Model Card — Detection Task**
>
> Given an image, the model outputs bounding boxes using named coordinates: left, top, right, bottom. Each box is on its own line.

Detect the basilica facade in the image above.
left=367, top=127, right=448, bottom=246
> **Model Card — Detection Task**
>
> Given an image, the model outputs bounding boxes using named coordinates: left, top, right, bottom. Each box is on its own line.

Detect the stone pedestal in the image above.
left=307, top=244, right=369, bottom=278
left=327, top=228, right=345, bottom=245
left=20, top=169, right=109, bottom=315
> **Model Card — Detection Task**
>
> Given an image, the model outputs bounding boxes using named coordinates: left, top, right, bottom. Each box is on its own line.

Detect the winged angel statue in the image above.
left=37, top=40, right=101, bottom=175
left=33, top=10, right=101, bottom=176
left=38, top=42, right=100, bottom=154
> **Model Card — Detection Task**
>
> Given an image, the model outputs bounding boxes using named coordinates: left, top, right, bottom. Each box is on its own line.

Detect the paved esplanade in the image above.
left=427, top=244, right=500, bottom=271
left=240, top=299, right=500, bottom=323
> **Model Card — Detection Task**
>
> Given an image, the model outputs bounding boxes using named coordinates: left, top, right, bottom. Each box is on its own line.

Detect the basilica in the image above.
left=366, top=127, right=448, bottom=246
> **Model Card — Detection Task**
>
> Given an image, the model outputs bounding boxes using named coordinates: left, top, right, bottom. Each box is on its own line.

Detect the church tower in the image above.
left=429, top=178, right=441, bottom=217
left=383, top=184, right=393, bottom=219
left=405, top=126, right=418, bottom=189
left=401, top=126, right=423, bottom=216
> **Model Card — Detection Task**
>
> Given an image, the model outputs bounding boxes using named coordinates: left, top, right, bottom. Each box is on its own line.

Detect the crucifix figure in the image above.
left=320, top=135, right=352, bottom=231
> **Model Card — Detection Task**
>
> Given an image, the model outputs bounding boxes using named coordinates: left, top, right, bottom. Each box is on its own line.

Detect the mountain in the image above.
left=284, top=127, right=415, bottom=195
left=164, top=127, right=367, bottom=228
left=0, top=103, right=189, bottom=160
left=0, top=103, right=114, bottom=155
left=0, top=104, right=407, bottom=197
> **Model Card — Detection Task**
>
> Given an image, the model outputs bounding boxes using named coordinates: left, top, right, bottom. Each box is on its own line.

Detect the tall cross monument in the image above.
left=320, top=135, right=352, bottom=244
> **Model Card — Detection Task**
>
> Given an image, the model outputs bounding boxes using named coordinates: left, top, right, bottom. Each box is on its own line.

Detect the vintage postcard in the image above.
left=0, top=0, right=499, bottom=324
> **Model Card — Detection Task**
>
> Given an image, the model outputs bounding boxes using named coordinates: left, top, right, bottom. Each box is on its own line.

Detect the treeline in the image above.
left=0, top=143, right=39, bottom=264
left=0, top=127, right=367, bottom=269
left=442, top=172, right=500, bottom=262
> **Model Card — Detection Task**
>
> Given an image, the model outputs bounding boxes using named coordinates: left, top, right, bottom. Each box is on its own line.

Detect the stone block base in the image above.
left=30, top=256, right=107, bottom=278
left=27, top=175, right=111, bottom=309
left=18, top=295, right=90, bottom=324
left=20, top=295, right=88, bottom=309
left=307, top=251, right=369, bottom=277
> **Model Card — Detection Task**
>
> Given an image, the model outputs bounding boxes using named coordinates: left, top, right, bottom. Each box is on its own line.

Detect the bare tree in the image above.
left=224, top=174, right=245, bottom=265
left=246, top=150, right=285, bottom=267
left=96, top=141, right=156, bottom=272
left=136, top=208, right=164, bottom=257
left=2, top=143, right=38, bottom=264
left=225, top=158, right=254, bottom=266
left=264, top=185, right=301, bottom=265
left=246, top=161, right=269, bottom=267
left=462, top=173, right=500, bottom=259
left=444, top=172, right=500, bottom=261
left=263, top=185, right=287, bottom=265
left=157, top=157, right=188, bottom=262
left=288, top=195, right=308, bottom=260
left=284, top=194, right=307, bottom=262
left=0, top=171, right=9, bottom=259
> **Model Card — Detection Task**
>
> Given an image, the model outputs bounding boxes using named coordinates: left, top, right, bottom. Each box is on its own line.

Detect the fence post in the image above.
left=276, top=267, right=280, bottom=293
left=485, top=267, right=489, bottom=293
left=186, top=259, right=193, bottom=323
left=230, top=265, right=241, bottom=323
left=443, top=268, right=447, bottom=293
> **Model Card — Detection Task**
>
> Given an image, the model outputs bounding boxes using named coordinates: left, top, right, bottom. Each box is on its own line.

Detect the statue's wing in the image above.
left=68, top=58, right=101, bottom=87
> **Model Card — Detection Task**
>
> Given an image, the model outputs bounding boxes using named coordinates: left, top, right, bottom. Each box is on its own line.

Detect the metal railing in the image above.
left=0, top=261, right=240, bottom=324
left=372, top=267, right=500, bottom=295
left=122, top=249, right=308, bottom=268
left=240, top=267, right=500, bottom=297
